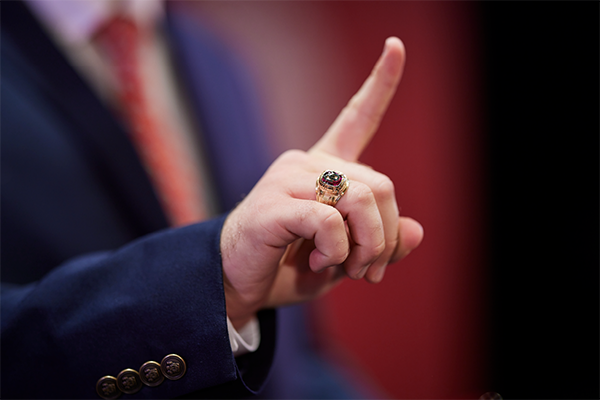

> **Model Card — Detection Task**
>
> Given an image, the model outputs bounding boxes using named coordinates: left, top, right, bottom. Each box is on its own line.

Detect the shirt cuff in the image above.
left=227, top=316, right=261, bottom=357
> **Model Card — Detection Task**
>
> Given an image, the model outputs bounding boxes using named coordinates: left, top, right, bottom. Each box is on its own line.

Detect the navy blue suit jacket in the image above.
left=1, top=2, right=277, bottom=398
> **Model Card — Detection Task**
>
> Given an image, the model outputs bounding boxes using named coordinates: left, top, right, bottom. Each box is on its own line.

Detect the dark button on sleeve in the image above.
left=116, top=368, right=142, bottom=395
left=160, top=354, right=186, bottom=380
left=139, top=361, right=164, bottom=387
left=96, top=376, right=121, bottom=399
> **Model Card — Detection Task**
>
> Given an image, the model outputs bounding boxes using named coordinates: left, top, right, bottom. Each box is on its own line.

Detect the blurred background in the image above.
left=178, top=2, right=597, bottom=399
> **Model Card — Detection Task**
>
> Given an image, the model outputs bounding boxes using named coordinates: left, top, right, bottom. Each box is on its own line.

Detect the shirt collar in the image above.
left=26, top=0, right=163, bottom=46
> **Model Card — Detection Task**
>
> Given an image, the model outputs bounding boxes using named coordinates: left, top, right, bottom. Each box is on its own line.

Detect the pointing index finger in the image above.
left=310, top=37, right=406, bottom=162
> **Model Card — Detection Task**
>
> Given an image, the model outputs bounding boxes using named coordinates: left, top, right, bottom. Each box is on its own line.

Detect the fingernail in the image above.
left=382, top=39, right=390, bottom=56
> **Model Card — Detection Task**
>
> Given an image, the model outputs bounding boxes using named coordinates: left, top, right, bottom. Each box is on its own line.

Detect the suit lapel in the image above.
left=2, top=1, right=169, bottom=234
left=3, top=0, right=275, bottom=225
left=165, top=5, right=275, bottom=212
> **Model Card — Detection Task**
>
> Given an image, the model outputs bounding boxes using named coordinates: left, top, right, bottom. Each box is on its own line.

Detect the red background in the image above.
left=188, top=2, right=489, bottom=398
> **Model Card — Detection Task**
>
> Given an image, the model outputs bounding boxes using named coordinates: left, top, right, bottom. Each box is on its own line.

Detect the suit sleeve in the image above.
left=0, top=215, right=276, bottom=399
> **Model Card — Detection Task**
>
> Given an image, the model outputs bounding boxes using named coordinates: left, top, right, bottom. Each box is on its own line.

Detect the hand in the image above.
left=220, top=37, right=424, bottom=329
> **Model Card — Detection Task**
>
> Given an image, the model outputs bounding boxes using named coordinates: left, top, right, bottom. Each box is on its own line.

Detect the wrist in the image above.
left=222, top=268, right=261, bottom=330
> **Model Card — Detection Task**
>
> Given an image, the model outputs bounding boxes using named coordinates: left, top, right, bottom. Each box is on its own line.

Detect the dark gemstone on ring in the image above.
left=321, top=171, right=342, bottom=186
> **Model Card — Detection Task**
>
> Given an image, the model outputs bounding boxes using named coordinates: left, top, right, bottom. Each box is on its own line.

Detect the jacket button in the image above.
left=96, top=375, right=121, bottom=399
left=116, top=368, right=142, bottom=394
left=139, top=361, right=164, bottom=387
left=160, top=354, right=186, bottom=380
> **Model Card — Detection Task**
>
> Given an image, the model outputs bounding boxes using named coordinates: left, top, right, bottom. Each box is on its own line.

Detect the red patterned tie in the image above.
left=94, top=16, right=206, bottom=226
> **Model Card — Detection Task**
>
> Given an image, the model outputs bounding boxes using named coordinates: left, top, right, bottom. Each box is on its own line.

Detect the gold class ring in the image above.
left=316, top=170, right=349, bottom=206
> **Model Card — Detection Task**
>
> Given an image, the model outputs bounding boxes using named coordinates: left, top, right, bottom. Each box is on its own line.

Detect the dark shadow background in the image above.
left=483, top=2, right=598, bottom=399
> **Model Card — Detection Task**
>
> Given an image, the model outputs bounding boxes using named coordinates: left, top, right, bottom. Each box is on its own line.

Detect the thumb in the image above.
left=310, top=37, right=406, bottom=161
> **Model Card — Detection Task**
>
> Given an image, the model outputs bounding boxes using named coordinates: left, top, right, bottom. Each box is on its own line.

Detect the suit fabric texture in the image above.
left=1, top=2, right=276, bottom=398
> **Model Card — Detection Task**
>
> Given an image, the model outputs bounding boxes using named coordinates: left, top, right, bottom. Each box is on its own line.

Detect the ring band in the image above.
left=316, top=170, right=349, bottom=206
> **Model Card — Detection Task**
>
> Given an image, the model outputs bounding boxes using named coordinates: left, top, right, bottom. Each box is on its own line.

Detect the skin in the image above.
left=220, top=37, right=424, bottom=329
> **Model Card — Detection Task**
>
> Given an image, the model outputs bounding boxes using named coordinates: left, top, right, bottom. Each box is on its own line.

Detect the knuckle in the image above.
left=372, top=174, right=395, bottom=199
left=371, top=237, right=386, bottom=260
left=351, top=182, right=376, bottom=207
left=278, top=149, right=307, bottom=165
left=294, top=201, right=317, bottom=222
left=387, top=233, right=400, bottom=254
left=365, top=224, right=386, bottom=261
left=321, top=207, right=344, bottom=230
left=321, top=209, right=348, bottom=264
left=332, top=247, right=349, bottom=266
left=354, top=227, right=385, bottom=267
